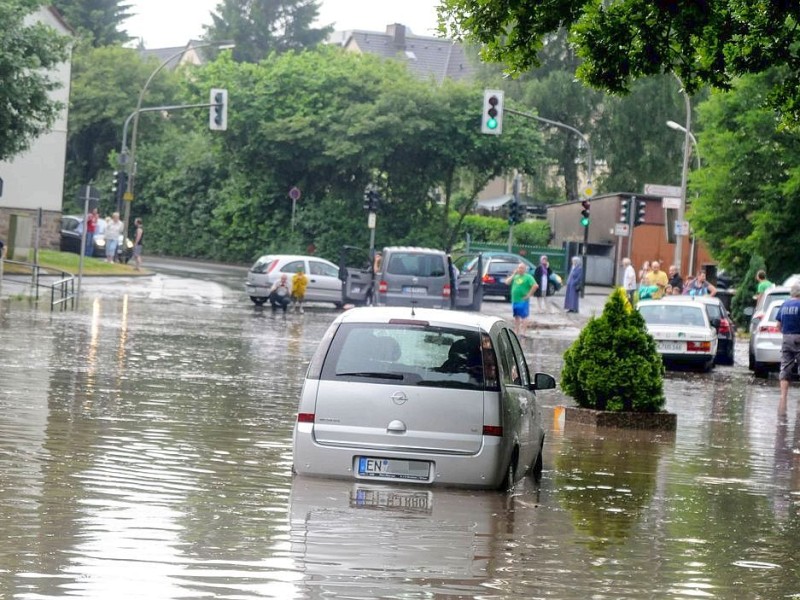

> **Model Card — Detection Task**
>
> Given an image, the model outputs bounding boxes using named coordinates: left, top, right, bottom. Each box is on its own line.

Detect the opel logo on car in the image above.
left=391, top=391, right=408, bottom=405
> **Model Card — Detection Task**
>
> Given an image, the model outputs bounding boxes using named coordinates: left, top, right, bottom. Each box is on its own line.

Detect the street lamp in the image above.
left=669, top=77, right=693, bottom=274
left=666, top=118, right=701, bottom=274
left=121, top=41, right=234, bottom=246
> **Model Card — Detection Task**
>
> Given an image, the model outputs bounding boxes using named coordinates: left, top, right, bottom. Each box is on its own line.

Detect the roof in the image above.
left=338, top=24, right=478, bottom=83
left=138, top=40, right=207, bottom=69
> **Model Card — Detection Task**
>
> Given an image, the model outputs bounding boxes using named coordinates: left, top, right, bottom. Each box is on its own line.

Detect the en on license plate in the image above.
left=658, top=341, right=684, bottom=352
left=357, top=456, right=431, bottom=481
left=402, top=286, right=427, bottom=295
left=351, top=488, right=432, bottom=513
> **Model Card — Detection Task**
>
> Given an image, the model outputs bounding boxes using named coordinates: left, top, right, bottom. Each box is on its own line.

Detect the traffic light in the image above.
left=363, top=189, right=380, bottom=212
left=580, top=200, right=590, bottom=227
left=111, top=170, right=127, bottom=205
left=481, top=89, right=504, bottom=135
left=209, top=88, right=228, bottom=131
left=508, top=200, right=522, bottom=225
left=620, top=197, right=631, bottom=224
left=634, top=196, right=646, bottom=226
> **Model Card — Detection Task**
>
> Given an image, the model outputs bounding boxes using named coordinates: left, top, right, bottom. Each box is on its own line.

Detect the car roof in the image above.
left=638, top=299, right=708, bottom=310
left=254, top=254, right=334, bottom=264
left=334, top=307, right=504, bottom=332
left=653, top=295, right=723, bottom=306
left=382, top=246, right=445, bottom=254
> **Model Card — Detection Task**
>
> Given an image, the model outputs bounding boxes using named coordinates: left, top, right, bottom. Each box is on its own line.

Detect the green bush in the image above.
left=456, top=214, right=550, bottom=247
left=561, top=288, right=665, bottom=412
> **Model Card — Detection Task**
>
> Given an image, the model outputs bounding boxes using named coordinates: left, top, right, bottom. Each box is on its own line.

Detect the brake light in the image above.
left=483, top=425, right=503, bottom=437
left=718, top=318, right=731, bottom=335
left=297, top=413, right=315, bottom=423
left=482, top=274, right=495, bottom=284
left=442, top=283, right=451, bottom=298
left=759, top=324, right=781, bottom=333
left=687, top=341, right=711, bottom=352
left=378, top=280, right=388, bottom=294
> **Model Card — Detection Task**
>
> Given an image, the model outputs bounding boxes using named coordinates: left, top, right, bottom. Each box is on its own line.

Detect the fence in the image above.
left=463, top=242, right=569, bottom=277
left=0, top=258, right=75, bottom=310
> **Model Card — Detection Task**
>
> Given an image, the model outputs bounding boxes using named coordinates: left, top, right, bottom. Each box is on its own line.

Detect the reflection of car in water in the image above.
left=339, top=245, right=483, bottom=310
left=292, top=307, right=556, bottom=490
left=289, top=476, right=515, bottom=596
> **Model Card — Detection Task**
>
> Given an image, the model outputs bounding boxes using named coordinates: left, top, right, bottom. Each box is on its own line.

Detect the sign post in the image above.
left=288, top=186, right=301, bottom=232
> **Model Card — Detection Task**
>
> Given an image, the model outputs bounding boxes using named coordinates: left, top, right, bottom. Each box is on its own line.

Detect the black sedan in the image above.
left=59, top=215, right=133, bottom=263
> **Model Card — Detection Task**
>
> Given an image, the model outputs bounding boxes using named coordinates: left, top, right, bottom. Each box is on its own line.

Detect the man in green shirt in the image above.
left=504, top=263, right=538, bottom=336
left=755, top=270, right=773, bottom=301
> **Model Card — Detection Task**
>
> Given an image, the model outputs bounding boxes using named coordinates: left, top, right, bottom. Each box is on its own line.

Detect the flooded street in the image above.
left=1, top=269, right=799, bottom=598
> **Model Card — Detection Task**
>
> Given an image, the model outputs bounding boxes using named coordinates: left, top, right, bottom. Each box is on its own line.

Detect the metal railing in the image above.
left=0, top=258, right=75, bottom=310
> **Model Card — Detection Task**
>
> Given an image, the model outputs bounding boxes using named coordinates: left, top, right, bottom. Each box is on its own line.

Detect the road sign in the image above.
left=674, top=220, right=690, bottom=235
left=123, top=191, right=133, bottom=202
left=644, top=183, right=681, bottom=197
left=614, top=223, right=630, bottom=237
left=76, top=185, right=100, bottom=201
left=662, top=196, right=681, bottom=209
left=289, top=186, right=301, bottom=201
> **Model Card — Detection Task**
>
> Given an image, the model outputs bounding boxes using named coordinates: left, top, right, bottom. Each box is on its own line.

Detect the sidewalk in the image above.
left=524, top=285, right=614, bottom=330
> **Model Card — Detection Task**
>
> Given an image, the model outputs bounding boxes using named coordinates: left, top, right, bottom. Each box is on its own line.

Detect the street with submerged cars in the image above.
left=292, top=307, right=556, bottom=490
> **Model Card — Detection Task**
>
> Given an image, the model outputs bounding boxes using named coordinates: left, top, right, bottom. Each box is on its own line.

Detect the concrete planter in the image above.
left=556, top=405, right=677, bottom=431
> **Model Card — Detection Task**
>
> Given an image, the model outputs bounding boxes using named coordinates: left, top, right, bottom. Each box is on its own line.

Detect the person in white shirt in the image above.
left=622, top=257, right=637, bottom=303
left=104, top=212, right=124, bottom=263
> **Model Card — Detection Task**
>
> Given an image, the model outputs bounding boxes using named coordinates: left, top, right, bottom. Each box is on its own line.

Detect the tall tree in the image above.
left=0, top=0, right=70, bottom=161
left=438, top=0, right=800, bottom=127
left=204, top=0, right=333, bottom=63
left=52, top=0, right=131, bottom=47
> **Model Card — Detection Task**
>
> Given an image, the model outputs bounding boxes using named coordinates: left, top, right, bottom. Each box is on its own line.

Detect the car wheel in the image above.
left=531, top=441, right=544, bottom=481
left=250, top=296, right=266, bottom=306
left=334, top=301, right=344, bottom=309
left=702, top=359, right=714, bottom=373
left=748, top=351, right=755, bottom=371
left=753, top=362, right=769, bottom=379
left=502, top=454, right=517, bottom=492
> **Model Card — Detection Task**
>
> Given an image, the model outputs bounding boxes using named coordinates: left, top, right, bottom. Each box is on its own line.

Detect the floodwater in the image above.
left=1, top=272, right=799, bottom=599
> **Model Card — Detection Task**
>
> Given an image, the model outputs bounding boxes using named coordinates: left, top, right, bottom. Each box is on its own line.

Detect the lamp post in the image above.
left=666, top=119, right=701, bottom=274
left=669, top=77, right=693, bottom=274
left=121, top=41, right=233, bottom=246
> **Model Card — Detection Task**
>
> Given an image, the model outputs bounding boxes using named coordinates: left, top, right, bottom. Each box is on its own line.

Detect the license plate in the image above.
left=350, top=488, right=432, bottom=513
left=402, top=286, right=427, bottom=295
left=357, top=457, right=431, bottom=481
left=658, top=341, right=684, bottom=352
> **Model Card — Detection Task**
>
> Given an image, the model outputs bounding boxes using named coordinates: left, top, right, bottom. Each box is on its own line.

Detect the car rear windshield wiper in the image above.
left=337, top=371, right=405, bottom=380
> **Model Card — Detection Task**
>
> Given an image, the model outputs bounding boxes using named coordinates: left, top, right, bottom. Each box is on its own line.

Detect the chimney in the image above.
left=386, top=23, right=406, bottom=49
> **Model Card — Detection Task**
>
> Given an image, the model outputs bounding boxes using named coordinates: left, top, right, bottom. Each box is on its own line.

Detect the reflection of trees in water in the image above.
left=555, top=426, right=667, bottom=550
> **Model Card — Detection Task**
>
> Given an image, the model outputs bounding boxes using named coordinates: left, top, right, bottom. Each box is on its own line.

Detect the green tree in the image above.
left=691, top=69, right=800, bottom=281
left=438, top=0, right=800, bottom=127
left=0, top=0, right=70, bottom=161
left=51, top=0, right=131, bottom=47
left=204, top=0, right=332, bottom=63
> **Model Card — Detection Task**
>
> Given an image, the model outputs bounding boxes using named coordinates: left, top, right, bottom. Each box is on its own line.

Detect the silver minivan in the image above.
left=292, top=307, right=556, bottom=490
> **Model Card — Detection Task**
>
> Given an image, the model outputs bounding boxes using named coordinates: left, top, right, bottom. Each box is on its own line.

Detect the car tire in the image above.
left=503, top=460, right=516, bottom=493
left=702, top=359, right=714, bottom=373
left=753, top=362, right=769, bottom=379
left=251, top=296, right=266, bottom=306
left=531, top=441, right=544, bottom=481
left=748, top=351, right=755, bottom=371
left=334, top=301, right=344, bottom=309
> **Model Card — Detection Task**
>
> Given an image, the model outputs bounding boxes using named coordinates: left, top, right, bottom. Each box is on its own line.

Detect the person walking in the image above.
left=85, top=208, right=98, bottom=256
left=533, top=255, right=553, bottom=312
left=104, top=212, right=124, bottom=263
left=564, top=256, right=583, bottom=313
left=291, top=267, right=309, bottom=313
left=621, top=257, right=637, bottom=303
left=132, top=218, right=144, bottom=270
left=504, top=262, right=538, bottom=336
left=776, top=283, right=800, bottom=415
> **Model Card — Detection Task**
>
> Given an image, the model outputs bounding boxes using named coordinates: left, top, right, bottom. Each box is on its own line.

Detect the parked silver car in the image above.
left=292, top=307, right=556, bottom=490
left=245, top=254, right=343, bottom=307
left=751, top=299, right=786, bottom=377
left=748, top=286, right=791, bottom=370
left=637, top=299, right=718, bottom=371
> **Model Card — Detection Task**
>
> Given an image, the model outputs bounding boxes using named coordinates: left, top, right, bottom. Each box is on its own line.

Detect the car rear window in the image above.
left=768, top=302, right=785, bottom=321
left=488, top=261, right=518, bottom=275
left=250, top=257, right=276, bottom=274
left=319, top=323, right=488, bottom=390
left=639, top=305, right=706, bottom=327
left=386, top=253, right=446, bottom=277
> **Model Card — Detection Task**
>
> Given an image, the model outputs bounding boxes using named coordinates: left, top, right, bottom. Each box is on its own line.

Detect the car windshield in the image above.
left=321, top=323, right=486, bottom=390
left=639, top=304, right=707, bottom=327
left=386, top=253, right=446, bottom=277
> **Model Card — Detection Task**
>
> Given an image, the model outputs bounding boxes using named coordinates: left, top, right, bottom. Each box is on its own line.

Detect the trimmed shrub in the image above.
left=561, top=287, right=665, bottom=412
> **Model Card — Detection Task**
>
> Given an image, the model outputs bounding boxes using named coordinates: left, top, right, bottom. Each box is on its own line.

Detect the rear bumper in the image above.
left=661, top=352, right=715, bottom=365
left=293, top=425, right=510, bottom=489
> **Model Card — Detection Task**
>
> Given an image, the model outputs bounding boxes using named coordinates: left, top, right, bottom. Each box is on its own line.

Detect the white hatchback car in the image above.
left=245, top=254, right=343, bottom=307
left=292, top=307, right=556, bottom=490
left=751, top=299, right=786, bottom=377
left=638, top=299, right=719, bottom=371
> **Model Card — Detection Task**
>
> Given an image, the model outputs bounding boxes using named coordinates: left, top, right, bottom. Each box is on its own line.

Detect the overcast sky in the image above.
left=124, top=0, right=442, bottom=48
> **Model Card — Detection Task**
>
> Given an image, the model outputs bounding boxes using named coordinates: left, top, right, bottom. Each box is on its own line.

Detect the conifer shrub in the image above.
left=561, top=287, right=665, bottom=412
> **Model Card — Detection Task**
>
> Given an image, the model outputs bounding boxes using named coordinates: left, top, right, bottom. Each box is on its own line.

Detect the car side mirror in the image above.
left=743, top=306, right=754, bottom=317
left=532, top=372, right=556, bottom=391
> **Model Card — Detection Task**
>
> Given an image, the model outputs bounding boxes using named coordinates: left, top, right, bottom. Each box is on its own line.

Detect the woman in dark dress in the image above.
left=564, top=256, right=583, bottom=313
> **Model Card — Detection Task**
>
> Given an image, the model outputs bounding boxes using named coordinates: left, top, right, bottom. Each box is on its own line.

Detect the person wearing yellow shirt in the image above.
left=292, top=268, right=309, bottom=313
left=646, top=260, right=669, bottom=299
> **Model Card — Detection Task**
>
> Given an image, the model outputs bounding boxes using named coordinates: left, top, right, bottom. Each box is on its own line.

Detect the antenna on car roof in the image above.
left=410, top=299, right=417, bottom=317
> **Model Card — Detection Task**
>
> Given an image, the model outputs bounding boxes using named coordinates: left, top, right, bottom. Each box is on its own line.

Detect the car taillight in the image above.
left=482, top=274, right=495, bottom=284
left=759, top=324, right=781, bottom=333
left=378, top=280, right=388, bottom=294
left=687, top=341, right=711, bottom=352
left=483, top=425, right=503, bottom=437
left=442, top=283, right=451, bottom=298
left=297, top=413, right=315, bottom=423
left=718, top=318, right=731, bottom=335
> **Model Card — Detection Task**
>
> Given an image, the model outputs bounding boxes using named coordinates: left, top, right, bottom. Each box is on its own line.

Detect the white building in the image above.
left=0, top=7, right=72, bottom=258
